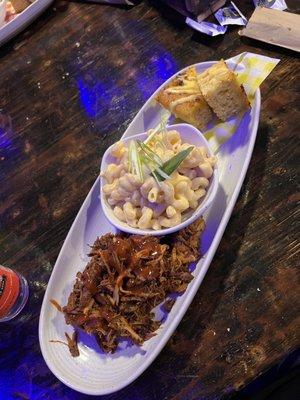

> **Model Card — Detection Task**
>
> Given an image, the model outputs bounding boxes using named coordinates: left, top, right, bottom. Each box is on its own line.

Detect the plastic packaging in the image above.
left=185, top=17, right=227, bottom=35
left=215, top=1, right=247, bottom=26
left=253, top=0, right=287, bottom=11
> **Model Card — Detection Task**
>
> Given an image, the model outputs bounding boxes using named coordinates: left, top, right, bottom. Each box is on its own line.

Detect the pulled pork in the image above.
left=63, top=218, right=205, bottom=353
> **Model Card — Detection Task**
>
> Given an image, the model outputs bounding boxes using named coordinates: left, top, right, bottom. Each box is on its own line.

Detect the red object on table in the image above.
left=0, top=266, right=28, bottom=321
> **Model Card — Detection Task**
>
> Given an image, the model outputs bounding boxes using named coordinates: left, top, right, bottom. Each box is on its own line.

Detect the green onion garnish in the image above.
left=128, top=140, right=134, bottom=173
left=144, top=128, right=159, bottom=145
left=154, top=166, right=171, bottom=181
left=137, top=141, right=163, bottom=167
left=154, top=146, right=194, bottom=181
left=151, top=170, right=162, bottom=186
left=130, top=140, right=143, bottom=181
left=144, top=111, right=170, bottom=145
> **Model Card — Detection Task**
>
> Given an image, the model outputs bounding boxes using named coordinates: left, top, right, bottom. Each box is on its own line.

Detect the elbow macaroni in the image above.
left=101, top=129, right=216, bottom=229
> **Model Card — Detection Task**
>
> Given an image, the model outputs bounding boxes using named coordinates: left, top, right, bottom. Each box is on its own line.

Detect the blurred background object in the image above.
left=0, top=266, right=29, bottom=322
left=159, top=0, right=226, bottom=20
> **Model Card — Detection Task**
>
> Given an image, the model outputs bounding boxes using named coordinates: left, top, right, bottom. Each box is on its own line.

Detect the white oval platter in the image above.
left=39, top=60, right=261, bottom=395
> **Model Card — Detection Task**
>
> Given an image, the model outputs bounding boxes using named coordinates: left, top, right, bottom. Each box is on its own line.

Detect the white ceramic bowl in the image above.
left=100, top=123, right=218, bottom=235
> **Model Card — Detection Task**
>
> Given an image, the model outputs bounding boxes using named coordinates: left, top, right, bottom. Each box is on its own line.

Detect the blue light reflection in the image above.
left=0, top=126, right=12, bottom=150
left=77, top=79, right=107, bottom=119
left=76, top=47, right=177, bottom=121
left=77, top=75, right=128, bottom=123
left=136, top=51, right=177, bottom=100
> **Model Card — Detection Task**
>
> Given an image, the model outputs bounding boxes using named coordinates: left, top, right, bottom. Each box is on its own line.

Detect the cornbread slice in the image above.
left=11, top=0, right=31, bottom=13
left=197, top=60, right=250, bottom=121
left=156, top=67, right=213, bottom=131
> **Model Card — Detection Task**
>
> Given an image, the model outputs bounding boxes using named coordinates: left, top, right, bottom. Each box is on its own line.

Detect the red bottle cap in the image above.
left=0, top=266, right=20, bottom=318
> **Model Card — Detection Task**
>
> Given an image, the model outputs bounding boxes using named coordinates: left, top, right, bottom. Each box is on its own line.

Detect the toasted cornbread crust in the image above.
left=197, top=60, right=250, bottom=121
left=156, top=67, right=213, bottom=131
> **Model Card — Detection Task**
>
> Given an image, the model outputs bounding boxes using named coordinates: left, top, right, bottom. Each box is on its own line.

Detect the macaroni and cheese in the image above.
left=101, top=129, right=216, bottom=230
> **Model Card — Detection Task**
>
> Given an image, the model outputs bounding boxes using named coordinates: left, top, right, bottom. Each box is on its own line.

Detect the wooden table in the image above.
left=0, top=1, right=299, bottom=399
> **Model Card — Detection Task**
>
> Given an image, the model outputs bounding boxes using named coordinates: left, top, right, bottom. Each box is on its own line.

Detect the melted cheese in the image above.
left=165, top=88, right=198, bottom=95
left=170, top=95, right=200, bottom=112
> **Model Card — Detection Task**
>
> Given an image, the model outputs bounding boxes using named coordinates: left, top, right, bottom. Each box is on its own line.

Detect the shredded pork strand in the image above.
left=49, top=331, right=80, bottom=358
left=50, top=299, right=62, bottom=312
left=62, top=218, right=205, bottom=353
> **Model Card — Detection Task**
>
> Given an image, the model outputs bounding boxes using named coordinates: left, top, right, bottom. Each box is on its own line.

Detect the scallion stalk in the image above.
left=131, top=141, right=143, bottom=181
left=154, top=146, right=194, bottom=181
left=137, top=141, right=163, bottom=167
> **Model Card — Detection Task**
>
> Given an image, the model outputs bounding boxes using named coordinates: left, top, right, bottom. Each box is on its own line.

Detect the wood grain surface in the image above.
left=0, top=0, right=299, bottom=399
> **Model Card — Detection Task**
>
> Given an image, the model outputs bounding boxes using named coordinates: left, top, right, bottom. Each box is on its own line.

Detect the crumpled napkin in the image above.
left=253, top=0, right=287, bottom=11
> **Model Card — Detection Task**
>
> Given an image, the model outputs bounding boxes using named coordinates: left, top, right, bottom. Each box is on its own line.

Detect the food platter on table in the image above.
left=39, top=57, right=261, bottom=395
